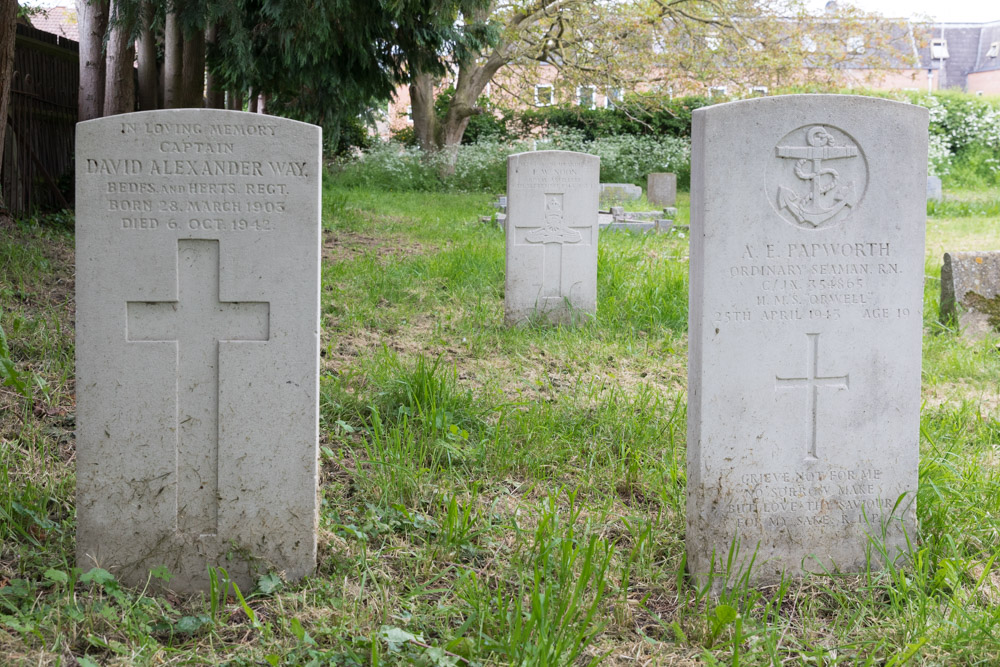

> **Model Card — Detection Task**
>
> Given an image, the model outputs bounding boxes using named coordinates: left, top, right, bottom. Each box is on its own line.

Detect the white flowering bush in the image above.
left=539, top=131, right=691, bottom=184
left=336, top=130, right=692, bottom=192
left=912, top=91, right=1000, bottom=184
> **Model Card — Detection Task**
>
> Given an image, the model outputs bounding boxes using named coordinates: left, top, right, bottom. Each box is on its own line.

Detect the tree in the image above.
left=209, top=0, right=483, bottom=141
left=407, top=0, right=918, bottom=152
left=104, top=0, right=138, bottom=115
left=77, top=0, right=109, bottom=121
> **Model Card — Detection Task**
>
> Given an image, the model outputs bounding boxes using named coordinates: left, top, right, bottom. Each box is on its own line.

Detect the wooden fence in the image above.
left=2, top=23, right=78, bottom=215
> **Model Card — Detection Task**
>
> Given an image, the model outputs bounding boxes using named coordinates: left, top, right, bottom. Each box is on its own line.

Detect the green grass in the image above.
left=1, top=182, right=1000, bottom=665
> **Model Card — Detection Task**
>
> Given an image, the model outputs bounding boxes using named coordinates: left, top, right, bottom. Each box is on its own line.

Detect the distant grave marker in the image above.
left=76, top=109, right=321, bottom=592
left=687, top=96, right=926, bottom=584
left=941, top=251, right=1000, bottom=337
left=647, top=172, right=677, bottom=207
left=599, top=182, right=641, bottom=207
left=505, top=151, right=599, bottom=324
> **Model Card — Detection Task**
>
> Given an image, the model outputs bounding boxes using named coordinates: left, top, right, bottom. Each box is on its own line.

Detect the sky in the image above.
left=814, top=0, right=999, bottom=23
left=30, top=0, right=1000, bottom=24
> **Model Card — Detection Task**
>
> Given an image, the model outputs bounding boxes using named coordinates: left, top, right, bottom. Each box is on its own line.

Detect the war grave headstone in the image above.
left=647, top=172, right=677, bottom=207
left=505, top=151, right=599, bottom=324
left=941, top=251, right=1000, bottom=337
left=687, top=95, right=926, bottom=584
left=76, top=109, right=321, bottom=592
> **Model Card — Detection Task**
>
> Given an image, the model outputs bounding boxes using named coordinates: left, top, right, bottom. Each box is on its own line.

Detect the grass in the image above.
left=1, top=179, right=999, bottom=665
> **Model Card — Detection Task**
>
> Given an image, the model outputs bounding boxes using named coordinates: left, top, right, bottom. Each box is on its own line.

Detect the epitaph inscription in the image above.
left=688, top=96, right=925, bottom=584
left=505, top=151, right=599, bottom=324
left=76, top=110, right=321, bottom=593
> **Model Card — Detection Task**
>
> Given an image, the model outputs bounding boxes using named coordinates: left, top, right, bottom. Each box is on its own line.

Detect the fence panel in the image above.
left=2, top=23, right=78, bottom=215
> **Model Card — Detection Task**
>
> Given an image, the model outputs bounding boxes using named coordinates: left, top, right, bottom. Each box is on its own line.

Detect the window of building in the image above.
left=847, top=35, right=865, bottom=54
left=577, top=85, right=596, bottom=109
left=709, top=86, right=728, bottom=98
left=749, top=86, right=768, bottom=96
left=705, top=33, right=721, bottom=51
left=605, top=87, right=623, bottom=109
left=801, top=34, right=817, bottom=53
left=931, top=38, right=949, bottom=59
left=534, top=84, right=554, bottom=106
left=987, top=42, right=1000, bottom=58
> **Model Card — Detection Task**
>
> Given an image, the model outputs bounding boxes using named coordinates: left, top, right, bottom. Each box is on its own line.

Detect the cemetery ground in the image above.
left=1, top=181, right=999, bottom=666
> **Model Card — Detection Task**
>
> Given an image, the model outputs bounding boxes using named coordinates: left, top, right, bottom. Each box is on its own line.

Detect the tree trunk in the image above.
left=226, top=90, right=244, bottom=111
left=0, top=0, right=16, bottom=206
left=77, top=0, right=109, bottom=121
left=409, top=72, right=438, bottom=151
left=136, top=1, right=158, bottom=110
left=248, top=88, right=257, bottom=113
left=103, top=0, right=137, bottom=116
left=257, top=93, right=266, bottom=114
left=204, top=23, right=225, bottom=109
left=181, top=24, right=205, bottom=107
left=163, top=8, right=182, bottom=108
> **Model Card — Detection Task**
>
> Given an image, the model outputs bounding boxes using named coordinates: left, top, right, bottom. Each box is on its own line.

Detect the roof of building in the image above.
left=29, top=5, right=78, bottom=42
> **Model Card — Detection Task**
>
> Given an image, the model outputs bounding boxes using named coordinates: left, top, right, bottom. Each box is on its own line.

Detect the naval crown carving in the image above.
left=767, top=124, right=868, bottom=229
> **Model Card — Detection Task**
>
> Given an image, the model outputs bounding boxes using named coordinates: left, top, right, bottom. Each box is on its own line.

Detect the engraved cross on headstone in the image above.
left=775, top=332, right=850, bottom=462
left=515, top=192, right=591, bottom=305
left=126, top=239, right=270, bottom=536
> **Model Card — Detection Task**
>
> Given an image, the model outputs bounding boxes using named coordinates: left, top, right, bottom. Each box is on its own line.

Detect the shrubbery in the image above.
left=334, top=132, right=690, bottom=193
left=336, top=88, right=1000, bottom=193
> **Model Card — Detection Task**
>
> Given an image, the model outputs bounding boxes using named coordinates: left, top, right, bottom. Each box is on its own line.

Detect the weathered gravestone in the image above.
left=941, top=251, right=1000, bottom=337
left=76, top=110, right=321, bottom=592
left=599, top=182, right=641, bottom=207
left=688, top=96, right=926, bottom=584
left=505, top=151, right=599, bottom=324
left=927, top=175, right=942, bottom=202
left=647, top=172, right=677, bottom=207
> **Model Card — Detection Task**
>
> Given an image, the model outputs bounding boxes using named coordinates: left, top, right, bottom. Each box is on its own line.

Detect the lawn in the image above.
left=1, top=179, right=998, bottom=665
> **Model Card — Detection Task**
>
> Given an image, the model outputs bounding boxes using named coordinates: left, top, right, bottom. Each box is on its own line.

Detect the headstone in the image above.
left=688, top=96, right=926, bottom=584
left=647, top=172, right=677, bottom=207
left=941, top=251, right=1000, bottom=337
left=927, top=175, right=942, bottom=202
left=610, top=205, right=625, bottom=220
left=505, top=150, right=599, bottom=324
left=76, top=109, right=321, bottom=592
left=599, top=182, right=641, bottom=206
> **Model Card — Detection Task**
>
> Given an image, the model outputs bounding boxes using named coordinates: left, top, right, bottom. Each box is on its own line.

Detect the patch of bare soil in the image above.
left=322, top=228, right=436, bottom=265
left=923, top=381, right=1000, bottom=415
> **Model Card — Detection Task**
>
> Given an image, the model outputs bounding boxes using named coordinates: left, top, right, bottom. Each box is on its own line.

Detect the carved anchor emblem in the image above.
left=775, top=126, right=859, bottom=228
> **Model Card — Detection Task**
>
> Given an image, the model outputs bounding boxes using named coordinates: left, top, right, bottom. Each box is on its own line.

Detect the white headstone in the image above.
left=76, top=110, right=321, bottom=592
left=505, top=151, right=599, bottom=325
left=687, top=96, right=926, bottom=584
